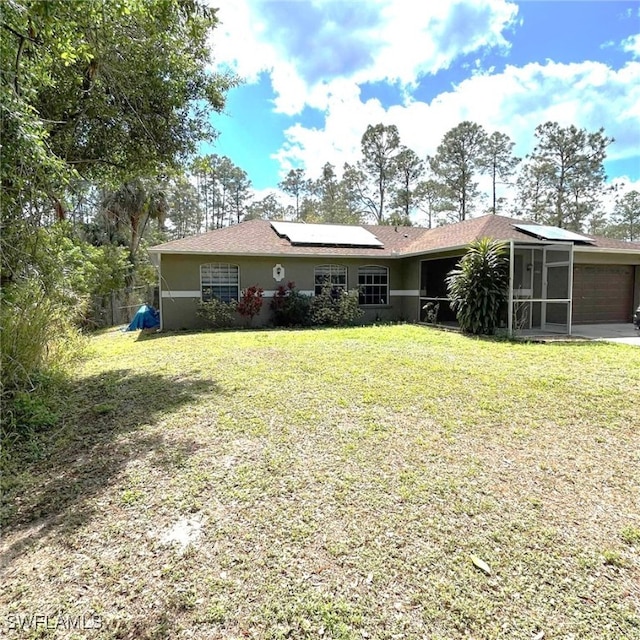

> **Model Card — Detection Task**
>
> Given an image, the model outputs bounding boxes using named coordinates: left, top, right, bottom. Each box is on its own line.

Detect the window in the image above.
left=200, top=263, right=239, bottom=303
left=314, top=264, right=347, bottom=296
left=358, top=265, right=389, bottom=305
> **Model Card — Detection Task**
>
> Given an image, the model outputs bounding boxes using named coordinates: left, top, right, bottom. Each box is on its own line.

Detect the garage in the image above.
left=573, top=264, right=635, bottom=324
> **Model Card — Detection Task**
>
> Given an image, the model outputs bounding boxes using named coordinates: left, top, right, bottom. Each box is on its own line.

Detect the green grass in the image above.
left=1, top=325, right=639, bottom=639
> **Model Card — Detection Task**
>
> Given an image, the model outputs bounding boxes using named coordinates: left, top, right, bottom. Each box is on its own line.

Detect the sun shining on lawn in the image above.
left=2, top=325, right=638, bottom=639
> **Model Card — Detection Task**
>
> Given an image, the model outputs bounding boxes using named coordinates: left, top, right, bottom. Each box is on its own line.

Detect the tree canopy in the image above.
left=2, top=0, right=236, bottom=276
left=610, top=190, right=640, bottom=242
left=354, top=123, right=402, bottom=224
left=519, top=122, right=613, bottom=231
left=430, top=121, right=488, bottom=222
left=1, top=0, right=236, bottom=394
left=480, top=131, right=519, bottom=215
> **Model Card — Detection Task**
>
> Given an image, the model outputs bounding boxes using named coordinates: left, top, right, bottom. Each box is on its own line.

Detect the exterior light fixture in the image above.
left=273, top=263, right=285, bottom=282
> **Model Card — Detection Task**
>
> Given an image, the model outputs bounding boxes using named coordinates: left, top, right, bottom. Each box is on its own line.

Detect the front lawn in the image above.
left=1, top=325, right=638, bottom=639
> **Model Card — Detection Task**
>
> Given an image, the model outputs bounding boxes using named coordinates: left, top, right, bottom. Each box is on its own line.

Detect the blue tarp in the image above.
left=126, top=304, right=160, bottom=331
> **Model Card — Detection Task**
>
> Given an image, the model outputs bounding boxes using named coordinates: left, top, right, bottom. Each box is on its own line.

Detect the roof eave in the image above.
left=398, top=237, right=561, bottom=257
left=148, top=248, right=400, bottom=259
left=573, top=246, right=640, bottom=256
left=149, top=241, right=640, bottom=259
left=399, top=243, right=469, bottom=258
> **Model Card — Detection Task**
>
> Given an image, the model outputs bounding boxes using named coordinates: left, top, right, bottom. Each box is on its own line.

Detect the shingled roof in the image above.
left=401, top=214, right=640, bottom=254
left=149, top=219, right=425, bottom=257
left=150, top=215, right=640, bottom=257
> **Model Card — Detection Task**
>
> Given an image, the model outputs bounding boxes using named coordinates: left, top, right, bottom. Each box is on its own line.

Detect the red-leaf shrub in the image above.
left=236, top=285, right=264, bottom=325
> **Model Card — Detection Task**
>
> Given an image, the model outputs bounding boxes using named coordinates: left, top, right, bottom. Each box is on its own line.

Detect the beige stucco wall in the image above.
left=157, top=247, right=640, bottom=330
left=161, top=254, right=408, bottom=292
left=158, top=253, right=421, bottom=330
left=161, top=296, right=207, bottom=331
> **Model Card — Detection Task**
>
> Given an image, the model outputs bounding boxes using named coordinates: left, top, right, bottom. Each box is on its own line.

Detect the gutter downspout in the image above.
left=508, top=240, right=514, bottom=337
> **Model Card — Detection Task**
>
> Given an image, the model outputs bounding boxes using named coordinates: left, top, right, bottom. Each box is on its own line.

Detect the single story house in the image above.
left=149, top=214, right=640, bottom=335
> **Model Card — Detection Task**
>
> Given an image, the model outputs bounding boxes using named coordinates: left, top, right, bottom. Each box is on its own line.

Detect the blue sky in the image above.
left=206, top=0, right=639, bottom=203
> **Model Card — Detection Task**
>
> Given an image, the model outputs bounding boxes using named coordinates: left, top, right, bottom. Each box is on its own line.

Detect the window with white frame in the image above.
left=358, top=265, right=389, bottom=305
left=200, top=263, right=239, bottom=303
left=314, top=264, right=347, bottom=296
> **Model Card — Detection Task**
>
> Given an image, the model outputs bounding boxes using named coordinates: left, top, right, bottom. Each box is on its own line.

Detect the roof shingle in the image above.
left=150, top=219, right=424, bottom=257
left=149, top=215, right=640, bottom=257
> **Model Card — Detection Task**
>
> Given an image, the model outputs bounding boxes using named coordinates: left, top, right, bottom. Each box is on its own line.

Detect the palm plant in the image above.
left=446, top=238, right=509, bottom=335
left=101, top=178, right=167, bottom=263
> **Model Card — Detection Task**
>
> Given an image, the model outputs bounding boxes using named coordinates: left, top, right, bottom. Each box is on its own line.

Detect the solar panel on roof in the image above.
left=513, top=223, right=595, bottom=243
left=271, top=221, right=384, bottom=247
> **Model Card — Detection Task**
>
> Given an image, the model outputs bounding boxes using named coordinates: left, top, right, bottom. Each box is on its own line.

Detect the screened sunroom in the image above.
left=419, top=225, right=597, bottom=336
left=507, top=241, right=574, bottom=335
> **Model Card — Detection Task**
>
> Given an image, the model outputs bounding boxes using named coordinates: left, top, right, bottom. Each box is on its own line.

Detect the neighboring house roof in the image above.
left=149, top=215, right=640, bottom=258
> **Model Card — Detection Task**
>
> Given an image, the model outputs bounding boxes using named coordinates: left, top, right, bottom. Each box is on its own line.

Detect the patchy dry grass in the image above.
left=1, top=325, right=639, bottom=639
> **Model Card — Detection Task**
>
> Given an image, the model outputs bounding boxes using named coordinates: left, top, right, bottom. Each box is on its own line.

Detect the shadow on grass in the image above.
left=512, top=338, right=616, bottom=347
left=419, top=323, right=616, bottom=348
left=0, top=368, right=218, bottom=568
left=134, top=323, right=388, bottom=342
left=134, top=326, right=283, bottom=342
left=135, top=328, right=203, bottom=341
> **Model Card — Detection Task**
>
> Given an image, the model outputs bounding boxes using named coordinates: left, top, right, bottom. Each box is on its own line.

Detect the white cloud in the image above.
left=369, top=0, right=518, bottom=86
left=210, top=0, right=519, bottom=115
left=272, top=79, right=390, bottom=179
left=611, top=176, right=640, bottom=193
left=208, top=0, right=639, bottom=199
left=209, top=0, right=278, bottom=81
left=601, top=176, right=640, bottom=215
left=622, top=33, right=640, bottom=58
left=274, top=59, right=640, bottom=184
left=248, top=185, right=282, bottom=202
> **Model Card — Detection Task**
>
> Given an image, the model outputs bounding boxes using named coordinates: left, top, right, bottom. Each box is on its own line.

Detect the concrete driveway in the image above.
left=572, top=323, right=640, bottom=346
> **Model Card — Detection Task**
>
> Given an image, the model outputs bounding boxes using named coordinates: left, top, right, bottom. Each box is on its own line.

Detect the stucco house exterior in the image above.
left=149, top=214, right=640, bottom=335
